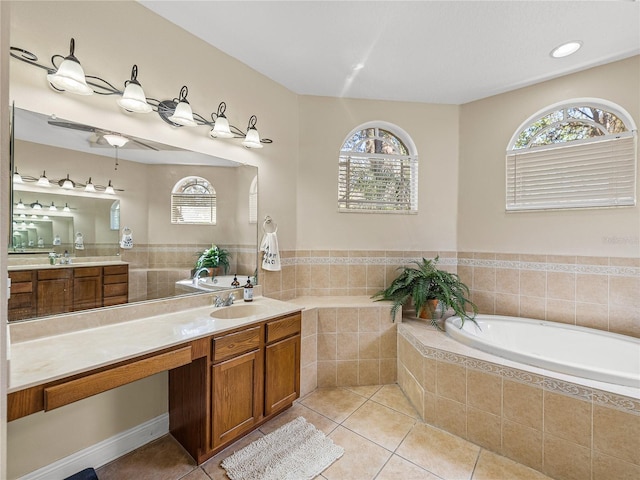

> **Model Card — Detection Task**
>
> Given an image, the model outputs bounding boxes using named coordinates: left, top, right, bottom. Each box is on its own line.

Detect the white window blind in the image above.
left=506, top=133, right=636, bottom=211
left=171, top=194, right=217, bottom=224
left=338, top=153, right=418, bottom=212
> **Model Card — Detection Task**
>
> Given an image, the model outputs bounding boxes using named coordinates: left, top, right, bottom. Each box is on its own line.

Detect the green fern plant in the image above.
left=372, top=256, right=477, bottom=329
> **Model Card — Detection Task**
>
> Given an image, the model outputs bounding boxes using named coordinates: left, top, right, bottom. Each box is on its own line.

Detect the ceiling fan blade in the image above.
left=47, top=119, right=97, bottom=132
left=129, top=138, right=160, bottom=151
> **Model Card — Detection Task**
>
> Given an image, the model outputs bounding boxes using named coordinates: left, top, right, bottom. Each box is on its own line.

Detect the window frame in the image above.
left=170, top=176, right=217, bottom=225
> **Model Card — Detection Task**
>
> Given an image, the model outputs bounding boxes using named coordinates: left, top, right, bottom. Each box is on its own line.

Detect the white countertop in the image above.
left=8, top=296, right=302, bottom=393
left=8, top=261, right=128, bottom=271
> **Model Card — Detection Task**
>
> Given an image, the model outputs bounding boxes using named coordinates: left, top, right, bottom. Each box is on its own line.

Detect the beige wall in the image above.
left=458, top=56, right=640, bottom=257
left=297, top=95, right=460, bottom=251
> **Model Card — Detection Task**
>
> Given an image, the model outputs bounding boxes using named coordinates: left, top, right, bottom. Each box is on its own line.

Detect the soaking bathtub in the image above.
left=445, top=314, right=640, bottom=388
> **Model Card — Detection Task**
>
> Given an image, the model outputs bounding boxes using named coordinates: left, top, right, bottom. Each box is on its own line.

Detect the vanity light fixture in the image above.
left=117, top=65, right=152, bottom=113
left=30, top=215, right=38, bottom=219
left=242, top=116, right=264, bottom=149
left=60, top=174, right=76, bottom=189
left=19, top=214, right=26, bottom=219
left=10, top=40, right=273, bottom=147
left=550, top=41, right=582, bottom=58
left=13, top=168, right=23, bottom=183
left=16, top=199, right=25, bottom=209
left=28, top=222, right=35, bottom=227
left=63, top=203, right=71, bottom=212
left=167, top=86, right=198, bottom=127
left=43, top=215, right=50, bottom=220
left=105, top=180, right=115, bottom=195
left=37, top=171, right=51, bottom=187
left=84, top=177, right=96, bottom=193
left=46, top=38, right=93, bottom=95
left=49, top=202, right=57, bottom=211
left=30, top=200, right=43, bottom=210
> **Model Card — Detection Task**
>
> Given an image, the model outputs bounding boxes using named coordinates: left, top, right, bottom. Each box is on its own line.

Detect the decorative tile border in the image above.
left=398, top=325, right=640, bottom=415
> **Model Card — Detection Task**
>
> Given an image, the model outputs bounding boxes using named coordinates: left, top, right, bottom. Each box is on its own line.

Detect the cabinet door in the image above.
left=264, top=334, right=300, bottom=417
left=8, top=270, right=36, bottom=321
left=37, top=270, right=72, bottom=316
left=73, top=268, right=103, bottom=311
left=211, top=349, right=261, bottom=450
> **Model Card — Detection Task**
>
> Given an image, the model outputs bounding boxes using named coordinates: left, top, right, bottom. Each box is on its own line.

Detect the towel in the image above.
left=260, top=231, right=281, bottom=271
left=74, top=232, right=84, bottom=250
left=120, top=227, right=133, bottom=249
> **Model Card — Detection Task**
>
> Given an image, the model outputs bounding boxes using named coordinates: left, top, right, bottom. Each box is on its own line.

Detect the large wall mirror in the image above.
left=9, top=106, right=259, bottom=322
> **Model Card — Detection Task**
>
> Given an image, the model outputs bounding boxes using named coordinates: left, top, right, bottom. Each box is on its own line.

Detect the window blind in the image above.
left=506, top=133, right=636, bottom=211
left=338, top=153, right=418, bottom=212
left=171, top=194, right=217, bottom=224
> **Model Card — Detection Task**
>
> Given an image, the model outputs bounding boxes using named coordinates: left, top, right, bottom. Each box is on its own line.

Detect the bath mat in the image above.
left=221, top=416, right=343, bottom=480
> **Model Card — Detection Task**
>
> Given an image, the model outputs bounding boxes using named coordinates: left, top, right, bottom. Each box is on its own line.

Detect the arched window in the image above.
left=249, top=175, right=258, bottom=224
left=171, top=176, right=217, bottom=224
left=339, top=122, right=418, bottom=213
left=506, top=99, right=637, bottom=211
left=110, top=200, right=120, bottom=230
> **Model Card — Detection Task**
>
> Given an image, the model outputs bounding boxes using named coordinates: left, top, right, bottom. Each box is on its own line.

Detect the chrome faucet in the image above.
left=192, top=267, right=209, bottom=286
left=213, top=293, right=235, bottom=307
left=224, top=293, right=235, bottom=306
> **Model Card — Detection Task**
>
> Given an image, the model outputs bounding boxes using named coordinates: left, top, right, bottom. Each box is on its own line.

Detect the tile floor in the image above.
left=96, top=385, right=553, bottom=480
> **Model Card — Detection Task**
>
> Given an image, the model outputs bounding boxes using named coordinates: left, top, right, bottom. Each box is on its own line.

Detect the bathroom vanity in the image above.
left=7, top=296, right=302, bottom=465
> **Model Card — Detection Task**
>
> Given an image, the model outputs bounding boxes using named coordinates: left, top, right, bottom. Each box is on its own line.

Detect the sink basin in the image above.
left=210, top=303, right=271, bottom=319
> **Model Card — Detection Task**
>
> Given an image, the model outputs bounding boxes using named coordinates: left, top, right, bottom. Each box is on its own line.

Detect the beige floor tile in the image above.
left=371, top=383, right=419, bottom=418
left=180, top=467, right=213, bottom=480
left=396, top=423, right=480, bottom=480
left=343, top=400, right=416, bottom=451
left=375, top=455, right=441, bottom=479
left=472, top=450, right=553, bottom=480
left=96, top=435, right=197, bottom=480
left=323, top=426, right=392, bottom=480
left=201, top=429, right=264, bottom=479
left=259, top=402, right=339, bottom=436
left=345, top=384, right=383, bottom=398
left=300, top=387, right=367, bottom=422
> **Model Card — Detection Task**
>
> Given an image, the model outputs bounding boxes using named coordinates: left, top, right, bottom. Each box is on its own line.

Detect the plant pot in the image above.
left=418, top=299, right=440, bottom=320
left=207, top=267, right=222, bottom=277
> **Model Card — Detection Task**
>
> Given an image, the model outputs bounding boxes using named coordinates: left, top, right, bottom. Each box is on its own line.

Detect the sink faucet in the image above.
left=213, top=293, right=235, bottom=307
left=193, top=267, right=209, bottom=286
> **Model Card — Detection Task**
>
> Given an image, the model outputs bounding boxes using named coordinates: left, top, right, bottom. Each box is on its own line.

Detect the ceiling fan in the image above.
left=47, top=117, right=160, bottom=151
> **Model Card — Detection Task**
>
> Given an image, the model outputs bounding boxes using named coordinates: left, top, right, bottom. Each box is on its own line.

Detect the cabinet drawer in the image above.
left=9, top=270, right=33, bottom=282
left=103, top=274, right=128, bottom=285
left=10, top=282, right=33, bottom=294
left=213, top=326, right=260, bottom=363
left=9, top=292, right=35, bottom=308
left=104, top=283, right=128, bottom=297
left=38, top=269, right=72, bottom=280
left=103, top=295, right=128, bottom=306
left=266, top=314, right=301, bottom=343
left=74, top=267, right=102, bottom=277
left=104, top=265, right=128, bottom=275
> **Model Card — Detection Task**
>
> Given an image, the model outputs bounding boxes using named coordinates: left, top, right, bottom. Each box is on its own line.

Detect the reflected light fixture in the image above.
left=105, top=180, right=115, bottom=195
left=168, top=86, right=197, bottom=126
left=60, top=174, right=76, bottom=189
left=84, top=177, right=96, bottom=193
left=63, top=203, right=71, bottom=212
left=117, top=64, right=152, bottom=113
left=103, top=134, right=129, bottom=148
left=210, top=102, right=234, bottom=138
left=37, top=171, right=51, bottom=187
left=16, top=199, right=25, bottom=209
left=13, top=168, right=23, bottom=183
left=49, top=202, right=57, bottom=211
left=242, top=116, right=263, bottom=149
left=550, top=41, right=582, bottom=58
left=43, top=215, right=50, bottom=220
left=46, top=38, right=93, bottom=95
left=19, top=214, right=26, bottom=219
left=30, top=200, right=43, bottom=210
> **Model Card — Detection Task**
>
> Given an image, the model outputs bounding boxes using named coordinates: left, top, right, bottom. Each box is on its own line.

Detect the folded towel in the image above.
left=260, top=231, right=281, bottom=271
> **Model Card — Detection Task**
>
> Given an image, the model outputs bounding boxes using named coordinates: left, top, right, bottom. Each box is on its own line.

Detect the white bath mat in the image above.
left=220, top=416, right=343, bottom=480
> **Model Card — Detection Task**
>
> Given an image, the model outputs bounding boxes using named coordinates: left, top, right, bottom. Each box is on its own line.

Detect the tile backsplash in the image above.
left=261, top=250, right=639, bottom=338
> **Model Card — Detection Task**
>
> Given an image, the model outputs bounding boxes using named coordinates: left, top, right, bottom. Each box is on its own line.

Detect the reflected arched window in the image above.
left=110, top=200, right=120, bottom=230
left=171, top=176, right=217, bottom=224
left=339, top=122, right=418, bottom=213
left=249, top=175, right=257, bottom=224
left=506, top=99, right=637, bottom=211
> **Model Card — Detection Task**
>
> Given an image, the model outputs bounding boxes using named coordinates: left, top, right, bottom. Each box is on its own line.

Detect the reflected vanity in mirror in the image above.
left=8, top=107, right=258, bottom=322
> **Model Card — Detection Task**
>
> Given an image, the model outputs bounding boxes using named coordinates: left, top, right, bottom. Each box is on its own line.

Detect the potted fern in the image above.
left=194, top=244, right=231, bottom=276
left=372, top=256, right=477, bottom=329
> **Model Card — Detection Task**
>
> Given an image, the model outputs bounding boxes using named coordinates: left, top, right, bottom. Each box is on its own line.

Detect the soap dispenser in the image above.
left=243, top=276, right=253, bottom=302
left=231, top=274, right=240, bottom=287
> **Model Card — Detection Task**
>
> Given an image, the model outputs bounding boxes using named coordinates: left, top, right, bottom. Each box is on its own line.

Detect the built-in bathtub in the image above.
left=445, top=314, right=640, bottom=388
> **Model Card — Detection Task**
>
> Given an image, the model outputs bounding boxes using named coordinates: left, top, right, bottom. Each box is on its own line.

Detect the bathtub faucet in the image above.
left=192, top=267, right=209, bottom=286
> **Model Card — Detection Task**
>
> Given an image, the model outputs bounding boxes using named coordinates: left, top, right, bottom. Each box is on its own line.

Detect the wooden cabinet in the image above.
left=169, top=312, right=301, bottom=464
left=37, top=269, right=73, bottom=316
left=8, top=264, right=129, bottom=321
left=8, top=270, right=36, bottom=320
left=73, top=267, right=103, bottom=311
left=103, top=265, right=129, bottom=306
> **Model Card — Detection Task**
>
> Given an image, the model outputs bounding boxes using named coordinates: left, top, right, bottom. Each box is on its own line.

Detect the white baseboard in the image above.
left=18, top=413, right=169, bottom=480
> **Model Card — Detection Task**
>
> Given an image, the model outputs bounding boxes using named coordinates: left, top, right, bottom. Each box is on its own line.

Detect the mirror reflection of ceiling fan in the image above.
left=47, top=117, right=160, bottom=151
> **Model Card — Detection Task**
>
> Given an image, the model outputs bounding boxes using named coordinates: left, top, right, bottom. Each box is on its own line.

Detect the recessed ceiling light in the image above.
left=550, top=41, right=582, bottom=58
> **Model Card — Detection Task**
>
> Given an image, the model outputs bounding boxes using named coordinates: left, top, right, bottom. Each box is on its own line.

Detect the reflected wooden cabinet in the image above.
left=8, top=265, right=129, bottom=321
left=169, top=312, right=301, bottom=464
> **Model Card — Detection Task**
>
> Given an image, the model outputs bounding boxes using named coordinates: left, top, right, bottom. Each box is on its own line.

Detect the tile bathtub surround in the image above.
left=397, top=321, right=640, bottom=480
left=97, top=385, right=555, bottom=480
left=262, top=250, right=639, bottom=338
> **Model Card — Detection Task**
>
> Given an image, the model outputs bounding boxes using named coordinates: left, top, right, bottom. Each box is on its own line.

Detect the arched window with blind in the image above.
left=171, top=176, right=217, bottom=224
left=506, top=99, right=637, bottom=211
left=339, top=122, right=418, bottom=213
